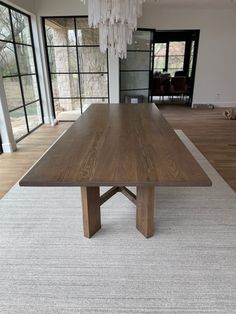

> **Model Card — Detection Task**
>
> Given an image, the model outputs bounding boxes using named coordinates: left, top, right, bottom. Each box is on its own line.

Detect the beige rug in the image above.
left=0, top=130, right=235, bottom=313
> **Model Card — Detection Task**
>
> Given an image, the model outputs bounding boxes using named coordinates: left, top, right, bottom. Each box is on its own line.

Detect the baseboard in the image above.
left=192, top=102, right=236, bottom=108
left=44, top=115, right=58, bottom=126
left=2, top=142, right=17, bottom=153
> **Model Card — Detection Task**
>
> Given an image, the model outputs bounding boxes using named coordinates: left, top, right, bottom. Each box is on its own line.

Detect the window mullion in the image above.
left=9, top=8, right=30, bottom=133
left=74, top=17, right=83, bottom=114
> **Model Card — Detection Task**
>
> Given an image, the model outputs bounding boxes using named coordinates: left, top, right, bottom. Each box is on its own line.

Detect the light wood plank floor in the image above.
left=159, top=104, right=236, bottom=192
left=0, top=123, right=72, bottom=199
left=0, top=105, right=235, bottom=199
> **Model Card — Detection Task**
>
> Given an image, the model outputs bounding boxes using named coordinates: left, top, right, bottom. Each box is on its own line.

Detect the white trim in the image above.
left=108, top=52, right=120, bottom=103
left=2, top=142, right=16, bottom=153
left=32, top=16, right=55, bottom=125
left=0, top=76, right=17, bottom=153
left=192, top=101, right=236, bottom=108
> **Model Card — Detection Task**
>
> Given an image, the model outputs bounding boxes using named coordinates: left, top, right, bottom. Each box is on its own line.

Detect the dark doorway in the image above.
left=120, top=29, right=199, bottom=106
left=0, top=138, right=2, bottom=154
left=151, top=30, right=200, bottom=106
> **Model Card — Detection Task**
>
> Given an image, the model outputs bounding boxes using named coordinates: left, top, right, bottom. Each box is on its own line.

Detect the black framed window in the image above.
left=43, top=16, right=109, bottom=121
left=0, top=1, right=43, bottom=141
left=120, top=30, right=154, bottom=103
left=154, top=41, right=186, bottom=77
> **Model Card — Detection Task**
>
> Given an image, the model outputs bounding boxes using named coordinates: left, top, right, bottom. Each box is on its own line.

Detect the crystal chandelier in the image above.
left=81, top=0, right=146, bottom=59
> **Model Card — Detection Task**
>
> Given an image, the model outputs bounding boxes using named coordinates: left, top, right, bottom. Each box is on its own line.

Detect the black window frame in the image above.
left=119, top=28, right=155, bottom=103
left=42, top=15, right=110, bottom=121
left=0, top=0, right=44, bottom=142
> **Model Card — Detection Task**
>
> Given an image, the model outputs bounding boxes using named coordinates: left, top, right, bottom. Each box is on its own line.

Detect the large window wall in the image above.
left=43, top=17, right=109, bottom=121
left=0, top=2, right=43, bottom=141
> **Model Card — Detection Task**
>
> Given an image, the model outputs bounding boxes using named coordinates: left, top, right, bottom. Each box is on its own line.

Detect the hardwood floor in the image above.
left=0, top=104, right=235, bottom=199
left=158, top=104, right=236, bottom=192
left=0, top=122, right=72, bottom=199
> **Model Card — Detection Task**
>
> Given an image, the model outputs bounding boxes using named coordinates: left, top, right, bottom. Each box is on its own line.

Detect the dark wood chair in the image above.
left=151, top=77, right=165, bottom=100
left=170, top=77, right=188, bottom=101
left=174, top=71, right=186, bottom=77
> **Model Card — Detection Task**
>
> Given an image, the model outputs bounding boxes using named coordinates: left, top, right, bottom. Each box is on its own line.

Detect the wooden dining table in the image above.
left=20, top=103, right=211, bottom=238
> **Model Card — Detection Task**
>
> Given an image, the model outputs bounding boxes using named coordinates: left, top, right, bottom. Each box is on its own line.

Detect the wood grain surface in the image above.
left=19, top=103, right=211, bottom=187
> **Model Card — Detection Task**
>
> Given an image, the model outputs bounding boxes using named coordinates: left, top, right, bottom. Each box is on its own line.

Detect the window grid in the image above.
left=0, top=1, right=44, bottom=142
left=42, top=16, right=110, bottom=121
left=119, top=30, right=153, bottom=102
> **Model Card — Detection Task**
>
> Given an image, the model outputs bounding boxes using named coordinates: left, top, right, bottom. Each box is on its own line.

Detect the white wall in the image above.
left=7, top=0, right=236, bottom=107
left=36, top=0, right=87, bottom=16
left=139, top=5, right=236, bottom=107
left=3, top=0, right=36, bottom=13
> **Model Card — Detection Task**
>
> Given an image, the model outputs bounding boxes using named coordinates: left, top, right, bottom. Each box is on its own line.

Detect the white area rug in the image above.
left=0, top=130, right=236, bottom=313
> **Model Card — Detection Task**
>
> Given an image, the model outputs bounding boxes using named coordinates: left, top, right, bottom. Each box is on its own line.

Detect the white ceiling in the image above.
left=146, top=0, right=236, bottom=8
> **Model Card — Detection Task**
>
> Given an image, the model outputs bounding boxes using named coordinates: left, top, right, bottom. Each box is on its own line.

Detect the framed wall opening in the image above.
left=119, top=29, right=200, bottom=107
left=152, top=30, right=200, bottom=106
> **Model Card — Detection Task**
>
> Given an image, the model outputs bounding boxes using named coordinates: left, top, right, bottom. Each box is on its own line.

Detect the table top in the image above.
left=20, top=103, right=211, bottom=187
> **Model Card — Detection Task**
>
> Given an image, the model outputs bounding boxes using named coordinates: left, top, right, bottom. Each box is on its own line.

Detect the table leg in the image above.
left=81, top=187, right=101, bottom=238
left=136, top=186, right=155, bottom=238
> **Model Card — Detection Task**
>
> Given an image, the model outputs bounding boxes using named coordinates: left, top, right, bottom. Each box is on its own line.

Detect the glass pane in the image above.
left=45, top=18, right=76, bottom=46
left=0, top=4, right=12, bottom=41
left=155, top=43, right=167, bottom=57
left=11, top=10, right=31, bottom=45
left=154, top=56, right=166, bottom=72
left=169, top=41, right=186, bottom=56
left=120, top=90, right=149, bottom=103
left=0, top=43, right=17, bottom=76
left=17, top=45, right=35, bottom=74
left=3, top=77, right=23, bottom=110
left=22, top=75, right=39, bottom=104
left=78, top=47, right=107, bottom=72
left=128, top=30, right=151, bottom=51
left=82, top=98, right=108, bottom=112
left=168, top=56, right=185, bottom=77
left=48, top=47, right=77, bottom=73
left=51, top=74, right=79, bottom=98
left=120, top=51, right=150, bottom=71
left=10, top=107, right=27, bottom=140
left=120, top=71, right=149, bottom=90
left=80, top=74, right=108, bottom=97
left=26, top=101, right=42, bottom=131
left=54, top=98, right=81, bottom=121
left=76, top=18, right=99, bottom=45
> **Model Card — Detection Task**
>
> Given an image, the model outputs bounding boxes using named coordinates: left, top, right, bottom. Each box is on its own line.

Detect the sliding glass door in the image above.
left=120, top=29, right=154, bottom=103
left=43, top=17, right=109, bottom=121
